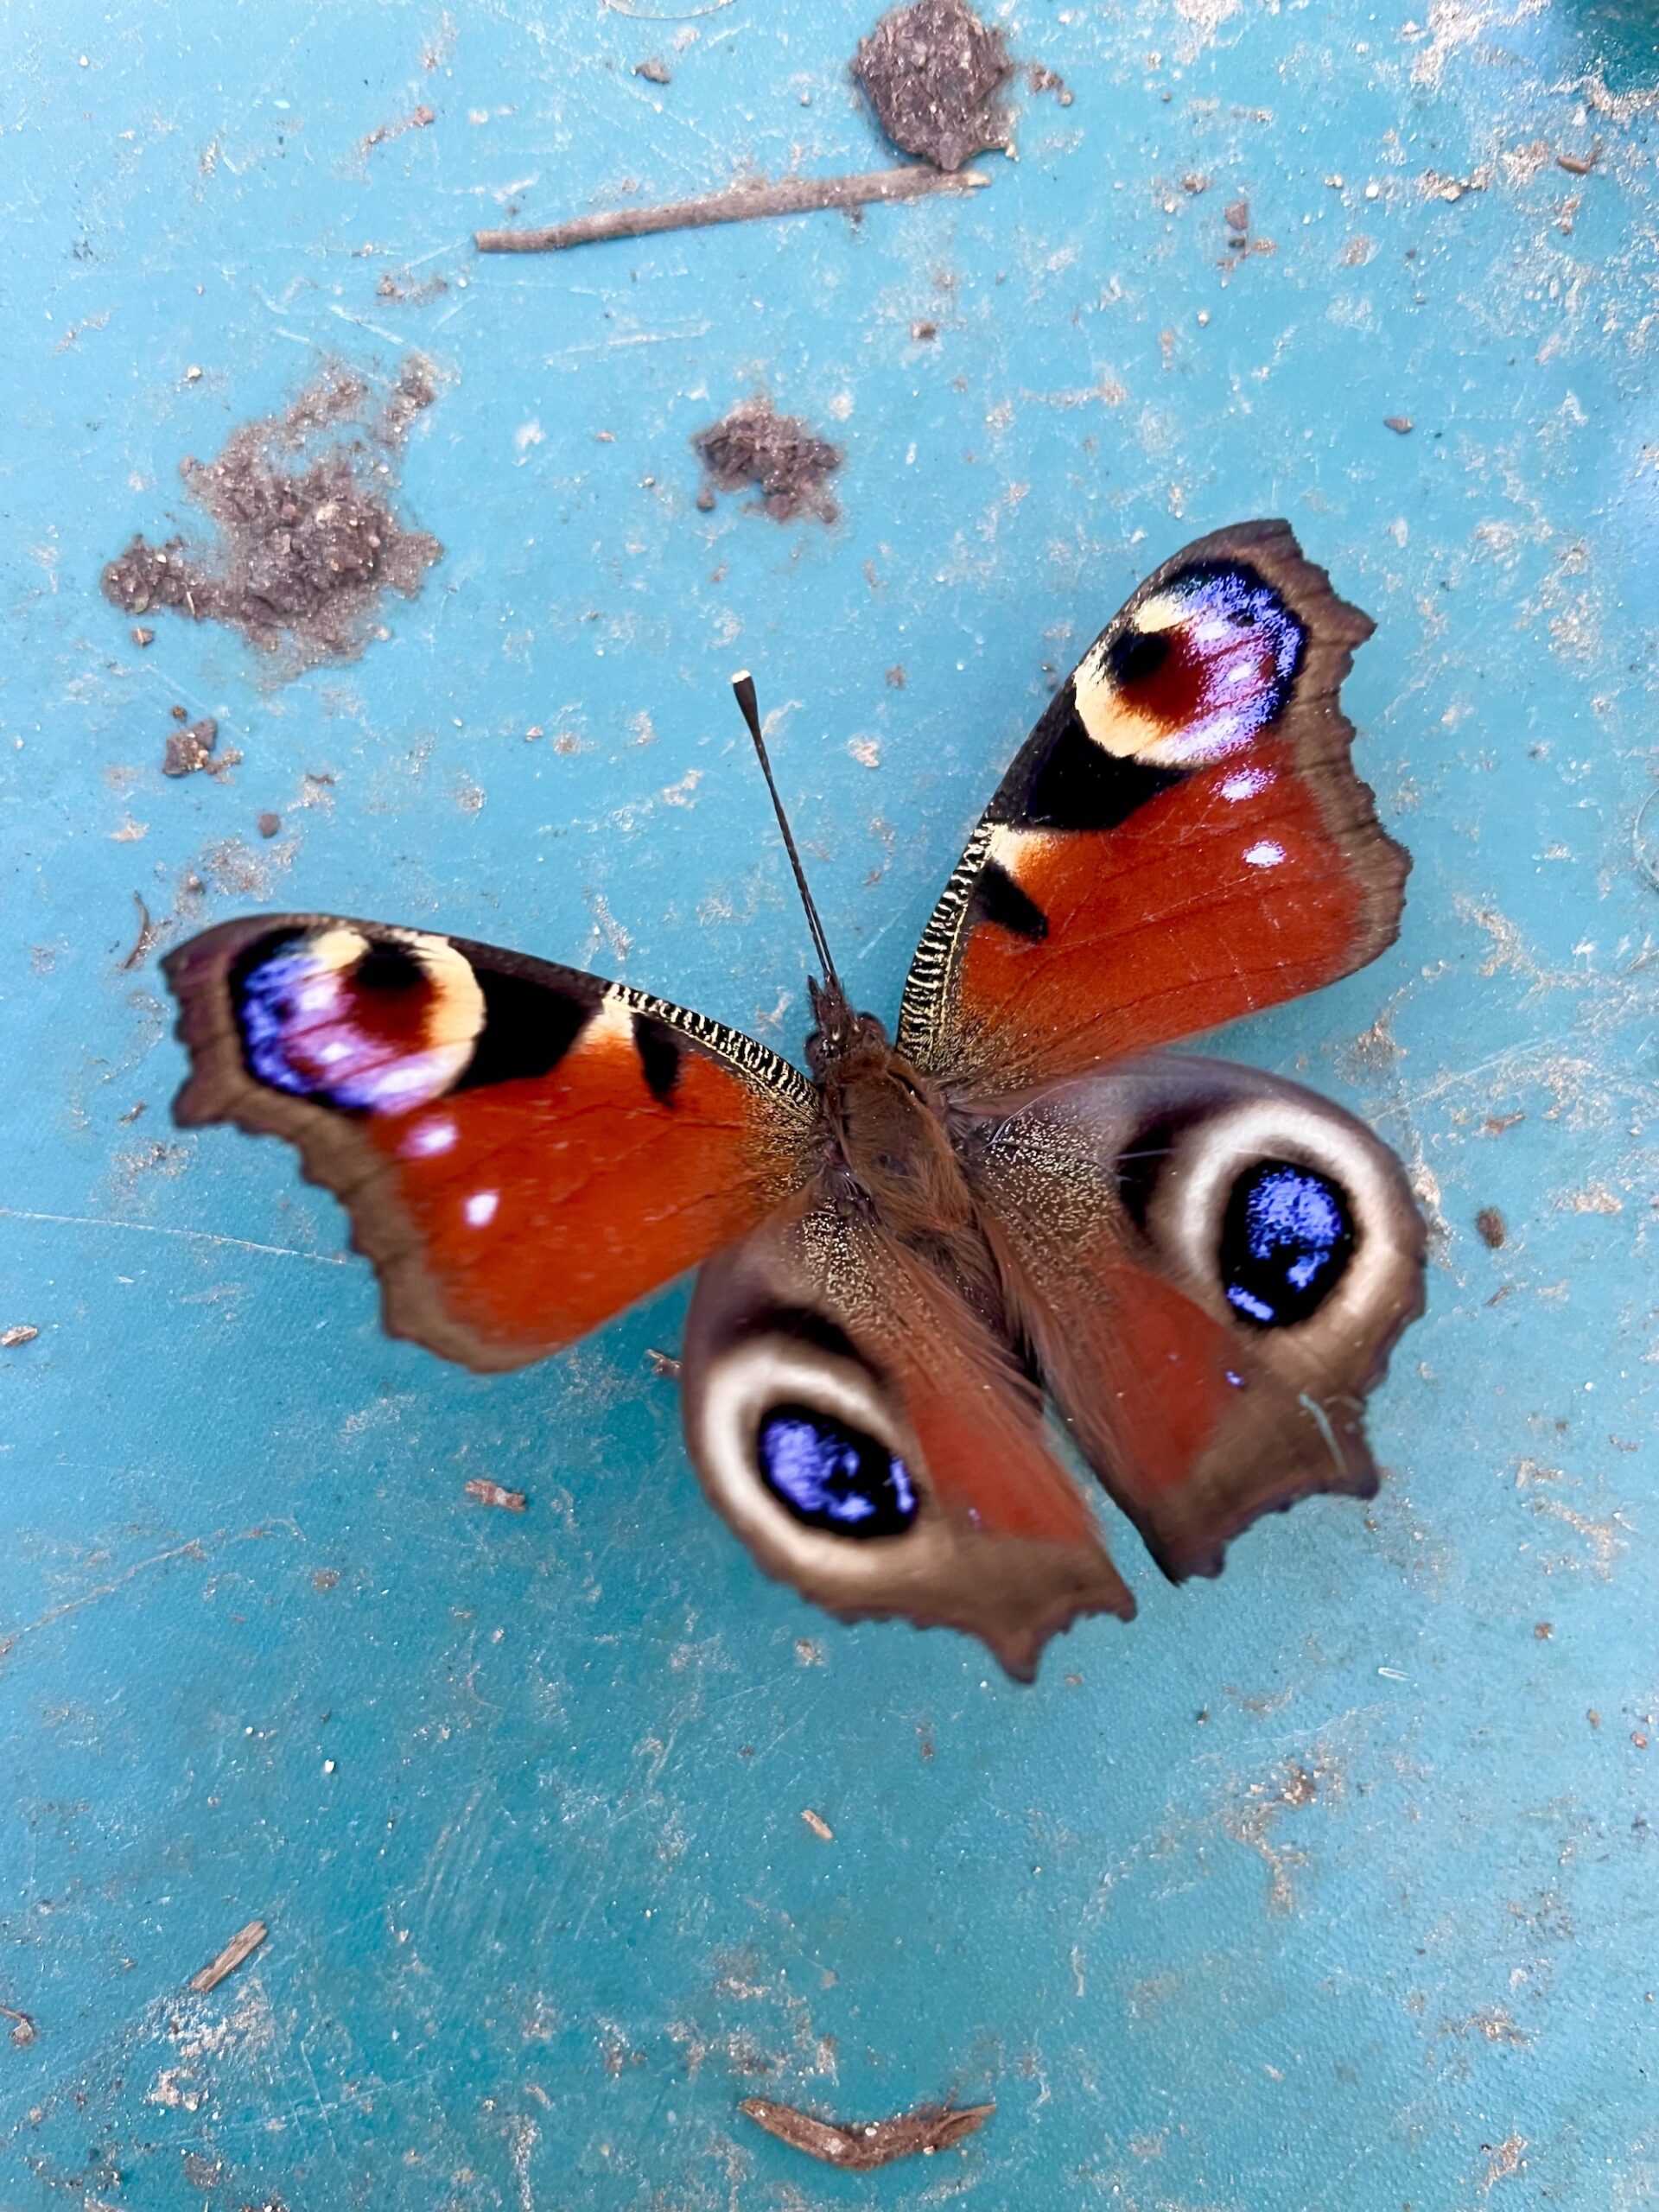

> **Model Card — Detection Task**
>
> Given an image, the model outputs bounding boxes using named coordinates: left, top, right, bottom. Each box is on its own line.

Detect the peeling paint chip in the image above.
left=1, top=1325, right=39, bottom=1348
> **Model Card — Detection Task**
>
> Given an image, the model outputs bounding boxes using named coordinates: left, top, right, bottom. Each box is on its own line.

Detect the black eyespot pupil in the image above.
left=1221, top=1160, right=1355, bottom=1327
left=756, top=1405, right=918, bottom=1538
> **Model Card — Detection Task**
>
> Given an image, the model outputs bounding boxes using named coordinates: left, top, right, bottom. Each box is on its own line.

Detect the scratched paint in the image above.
left=1, top=3, right=1656, bottom=2208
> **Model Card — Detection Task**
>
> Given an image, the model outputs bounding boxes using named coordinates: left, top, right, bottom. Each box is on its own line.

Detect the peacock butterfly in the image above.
left=164, top=520, right=1424, bottom=1679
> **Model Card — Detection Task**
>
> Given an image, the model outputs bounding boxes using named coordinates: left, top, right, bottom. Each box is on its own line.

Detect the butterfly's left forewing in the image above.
left=166, top=915, right=817, bottom=1370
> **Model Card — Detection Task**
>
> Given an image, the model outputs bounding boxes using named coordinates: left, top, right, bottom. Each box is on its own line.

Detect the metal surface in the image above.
left=3, top=3, right=1656, bottom=2205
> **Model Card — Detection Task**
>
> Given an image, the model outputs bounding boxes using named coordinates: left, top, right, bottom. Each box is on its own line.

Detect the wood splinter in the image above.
left=189, top=1919, right=268, bottom=1996
left=475, top=164, right=988, bottom=254
left=740, top=2095, right=995, bottom=2171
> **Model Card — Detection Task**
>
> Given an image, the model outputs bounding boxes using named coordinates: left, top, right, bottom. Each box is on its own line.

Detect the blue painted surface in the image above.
left=3, top=3, right=1656, bottom=2205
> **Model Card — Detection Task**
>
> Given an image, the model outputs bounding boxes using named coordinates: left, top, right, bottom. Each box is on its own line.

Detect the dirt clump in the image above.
left=692, top=396, right=842, bottom=524
left=854, top=0, right=1013, bottom=172
left=102, top=360, right=442, bottom=673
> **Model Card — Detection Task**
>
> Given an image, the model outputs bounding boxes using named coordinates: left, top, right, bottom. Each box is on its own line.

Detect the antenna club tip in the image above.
left=730, top=669, right=752, bottom=687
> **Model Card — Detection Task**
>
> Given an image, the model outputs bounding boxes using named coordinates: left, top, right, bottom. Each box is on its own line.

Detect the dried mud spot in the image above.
left=102, top=360, right=442, bottom=673
left=692, top=397, right=842, bottom=524
left=854, top=0, right=1013, bottom=172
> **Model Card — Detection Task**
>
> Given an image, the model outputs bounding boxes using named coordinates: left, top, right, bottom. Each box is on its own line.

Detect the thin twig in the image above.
left=740, top=2097, right=994, bottom=2171
left=476, top=165, right=988, bottom=254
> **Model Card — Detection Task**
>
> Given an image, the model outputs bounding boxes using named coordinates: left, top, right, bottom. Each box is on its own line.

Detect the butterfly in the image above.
left=164, top=520, right=1424, bottom=1681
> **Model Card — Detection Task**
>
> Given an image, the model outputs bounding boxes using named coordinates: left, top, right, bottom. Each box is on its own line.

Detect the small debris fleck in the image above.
left=646, top=1347, right=682, bottom=1379
left=1556, top=148, right=1598, bottom=175
left=131, top=625, right=154, bottom=646
left=801, top=1808, right=835, bottom=1841
left=189, top=1918, right=268, bottom=1995
left=912, top=319, right=938, bottom=341
left=692, top=395, right=842, bottom=524
left=361, top=103, right=435, bottom=154
left=465, top=1478, right=527, bottom=1513
left=1, top=1326, right=39, bottom=1349
left=162, top=716, right=232, bottom=778
left=121, top=893, right=158, bottom=971
left=886, top=664, right=907, bottom=687
left=854, top=0, right=1013, bottom=173
left=634, top=57, right=671, bottom=84
left=1534, top=1621, right=1553, bottom=1639
left=257, top=810, right=282, bottom=838
left=1182, top=172, right=1211, bottom=194
left=741, top=2095, right=994, bottom=2171
left=0, top=2003, right=35, bottom=2047
left=1224, top=196, right=1250, bottom=232
left=1025, top=60, right=1073, bottom=105
left=1475, top=1206, right=1507, bottom=1249
left=1383, top=415, right=1414, bottom=435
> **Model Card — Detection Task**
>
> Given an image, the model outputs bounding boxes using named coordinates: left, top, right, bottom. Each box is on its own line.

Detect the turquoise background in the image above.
left=3, top=2, right=1656, bottom=2205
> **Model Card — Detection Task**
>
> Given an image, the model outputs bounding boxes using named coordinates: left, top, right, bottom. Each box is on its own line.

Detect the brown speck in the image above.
left=1475, top=1206, right=1507, bottom=1249
left=1026, top=60, right=1072, bottom=105
left=1534, top=1621, right=1553, bottom=1639
left=189, top=1918, right=267, bottom=1995
left=1224, top=195, right=1250, bottom=232
left=911, top=319, right=938, bottom=340
left=740, top=2095, right=993, bottom=2171
left=1483, top=1111, right=1525, bottom=1135
left=257, top=810, right=281, bottom=838
left=645, top=1347, right=681, bottom=1380
left=1181, top=171, right=1211, bottom=193
left=1556, top=148, right=1597, bottom=175
left=162, top=716, right=226, bottom=778
left=1, top=1325, right=39, bottom=1350
left=1384, top=415, right=1414, bottom=435
left=692, top=395, right=842, bottom=524
left=886, top=664, right=908, bottom=690
left=634, top=57, right=671, bottom=83
left=1483, top=2133, right=1526, bottom=2188
left=465, top=1478, right=527, bottom=1513
left=1635, top=1732, right=1649, bottom=1751
left=102, top=360, right=442, bottom=673
left=1589, top=1708, right=1601, bottom=1729
left=854, top=0, right=1013, bottom=172
left=360, top=103, right=435, bottom=154
left=311, top=1568, right=340, bottom=1592
left=131, top=625, right=154, bottom=646
left=0, top=2004, right=35, bottom=2047
left=170, top=702, right=189, bottom=720
left=800, top=1808, right=834, bottom=1841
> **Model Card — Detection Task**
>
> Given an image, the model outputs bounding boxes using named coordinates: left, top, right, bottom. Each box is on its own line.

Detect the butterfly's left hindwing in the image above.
left=957, top=1055, right=1425, bottom=1582
left=165, top=915, right=817, bottom=1370
left=682, top=1193, right=1134, bottom=1680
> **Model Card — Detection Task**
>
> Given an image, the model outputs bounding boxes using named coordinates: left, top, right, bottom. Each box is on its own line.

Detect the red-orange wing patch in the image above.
left=165, top=916, right=817, bottom=1369
left=897, top=520, right=1404, bottom=1096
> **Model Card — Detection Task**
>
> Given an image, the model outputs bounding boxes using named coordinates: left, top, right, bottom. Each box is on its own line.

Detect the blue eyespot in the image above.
left=1222, top=1160, right=1354, bottom=1327
left=756, top=1405, right=918, bottom=1539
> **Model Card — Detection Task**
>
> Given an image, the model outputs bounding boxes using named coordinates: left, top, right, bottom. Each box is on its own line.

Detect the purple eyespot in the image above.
left=1222, top=1160, right=1354, bottom=1327
left=756, top=1405, right=918, bottom=1538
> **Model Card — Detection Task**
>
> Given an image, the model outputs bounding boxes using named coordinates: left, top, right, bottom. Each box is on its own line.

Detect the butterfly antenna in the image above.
left=731, top=671, right=844, bottom=1000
